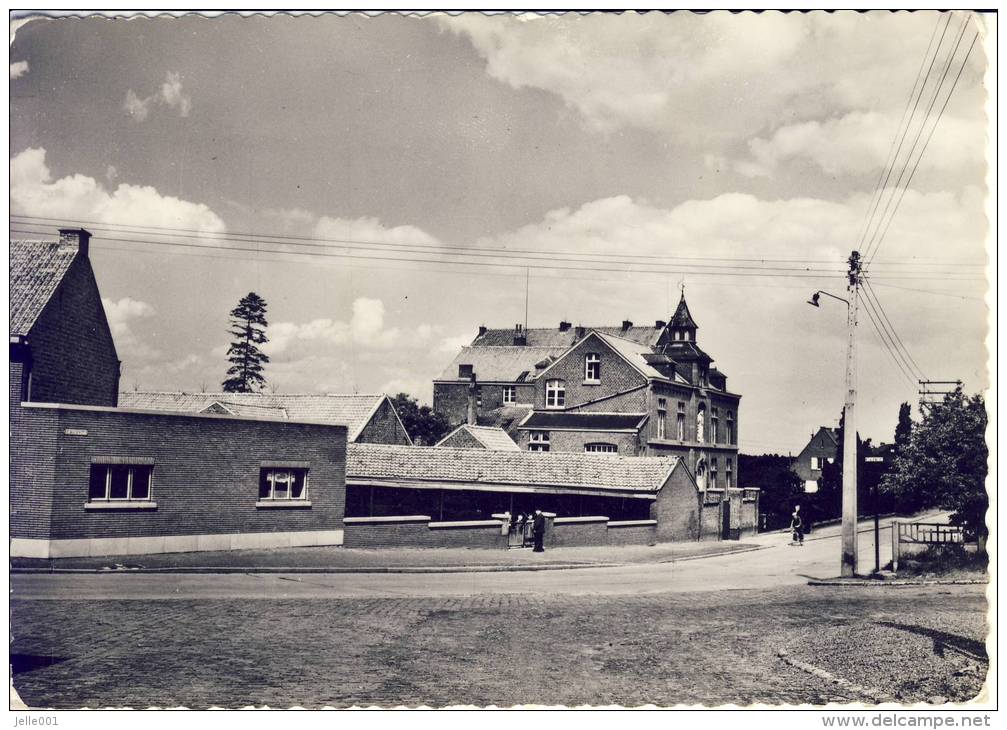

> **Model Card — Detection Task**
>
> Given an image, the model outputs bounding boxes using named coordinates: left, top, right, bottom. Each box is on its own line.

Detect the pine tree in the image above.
left=222, top=292, right=270, bottom=393
left=894, top=402, right=913, bottom=455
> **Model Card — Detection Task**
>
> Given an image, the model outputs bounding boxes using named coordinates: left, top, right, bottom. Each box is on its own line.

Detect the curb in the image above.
left=777, top=649, right=896, bottom=703
left=10, top=545, right=763, bottom=576
left=807, top=578, right=987, bottom=587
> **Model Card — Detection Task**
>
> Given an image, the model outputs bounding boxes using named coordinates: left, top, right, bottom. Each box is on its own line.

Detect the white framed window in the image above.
left=584, top=353, right=601, bottom=382
left=677, top=402, right=686, bottom=440
left=88, top=463, right=153, bottom=502
left=259, top=467, right=309, bottom=501
left=584, top=443, right=617, bottom=454
left=710, top=457, right=718, bottom=487
left=810, top=457, right=821, bottom=471
left=545, top=379, right=566, bottom=409
left=657, top=397, right=667, bottom=440
left=502, top=385, right=516, bottom=404
left=529, top=432, right=550, bottom=452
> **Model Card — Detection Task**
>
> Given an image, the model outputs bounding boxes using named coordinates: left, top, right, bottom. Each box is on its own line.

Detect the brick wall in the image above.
left=650, top=462, right=701, bottom=542
left=357, top=398, right=412, bottom=445
left=343, top=517, right=507, bottom=549
left=26, top=255, right=119, bottom=408
left=438, top=429, right=485, bottom=449
left=550, top=517, right=609, bottom=547
left=514, top=428, right=642, bottom=455
left=533, top=334, right=647, bottom=410
left=607, top=522, right=658, bottom=546
left=433, top=382, right=470, bottom=426
left=700, top=503, right=722, bottom=541
left=12, top=404, right=346, bottom=541
left=10, top=390, right=59, bottom=540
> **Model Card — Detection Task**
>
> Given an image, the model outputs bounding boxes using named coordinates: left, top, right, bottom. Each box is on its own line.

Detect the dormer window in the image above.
left=545, top=379, right=566, bottom=409
left=584, top=353, right=601, bottom=382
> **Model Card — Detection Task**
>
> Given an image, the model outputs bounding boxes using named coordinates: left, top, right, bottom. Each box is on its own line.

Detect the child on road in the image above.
left=790, top=505, right=804, bottom=546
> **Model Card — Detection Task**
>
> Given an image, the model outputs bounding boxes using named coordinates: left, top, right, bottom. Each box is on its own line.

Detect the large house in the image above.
left=433, top=294, right=741, bottom=490
left=10, top=229, right=348, bottom=558
left=792, top=426, right=840, bottom=489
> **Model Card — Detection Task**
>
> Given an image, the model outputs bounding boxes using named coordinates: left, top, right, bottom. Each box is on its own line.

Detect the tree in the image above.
left=738, top=453, right=804, bottom=531
left=817, top=409, right=869, bottom=521
left=222, top=292, right=270, bottom=393
left=894, top=401, right=913, bottom=454
left=390, top=393, right=451, bottom=446
left=881, top=388, right=988, bottom=539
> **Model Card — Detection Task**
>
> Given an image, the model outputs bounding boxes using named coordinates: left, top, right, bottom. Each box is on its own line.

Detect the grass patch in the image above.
left=897, top=544, right=988, bottom=580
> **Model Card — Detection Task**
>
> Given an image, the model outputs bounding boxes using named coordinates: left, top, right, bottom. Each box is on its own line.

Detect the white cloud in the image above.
left=441, top=11, right=986, bottom=160
left=263, top=207, right=317, bottom=229
left=102, top=297, right=160, bottom=362
left=9, top=60, right=29, bottom=79
left=123, top=71, right=192, bottom=121
left=10, top=147, right=226, bottom=232
left=314, top=215, right=440, bottom=246
left=438, top=333, right=473, bottom=353
left=736, top=111, right=986, bottom=177
left=264, top=297, right=403, bottom=356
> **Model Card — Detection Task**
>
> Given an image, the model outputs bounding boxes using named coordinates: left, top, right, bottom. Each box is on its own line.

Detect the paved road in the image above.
left=12, top=517, right=901, bottom=600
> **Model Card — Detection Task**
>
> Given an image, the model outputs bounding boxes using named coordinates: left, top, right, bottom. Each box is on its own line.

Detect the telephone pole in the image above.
left=841, top=251, right=863, bottom=578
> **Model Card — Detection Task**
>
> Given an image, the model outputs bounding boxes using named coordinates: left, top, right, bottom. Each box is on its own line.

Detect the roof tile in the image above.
left=9, top=240, right=78, bottom=336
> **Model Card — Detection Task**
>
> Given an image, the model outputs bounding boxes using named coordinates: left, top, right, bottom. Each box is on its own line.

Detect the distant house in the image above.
left=435, top=424, right=520, bottom=451
left=118, top=392, right=412, bottom=446
left=792, top=426, right=840, bottom=489
left=10, top=229, right=348, bottom=559
left=433, top=294, right=741, bottom=490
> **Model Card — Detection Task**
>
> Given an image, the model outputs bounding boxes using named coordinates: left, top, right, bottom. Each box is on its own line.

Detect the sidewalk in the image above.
left=11, top=539, right=762, bottom=574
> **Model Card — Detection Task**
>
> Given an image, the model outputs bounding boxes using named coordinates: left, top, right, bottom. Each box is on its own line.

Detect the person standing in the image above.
left=790, top=505, right=804, bottom=546
left=532, top=510, right=546, bottom=553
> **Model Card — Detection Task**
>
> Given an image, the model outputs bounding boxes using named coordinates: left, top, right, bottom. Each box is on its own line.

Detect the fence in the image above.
left=891, top=520, right=967, bottom=572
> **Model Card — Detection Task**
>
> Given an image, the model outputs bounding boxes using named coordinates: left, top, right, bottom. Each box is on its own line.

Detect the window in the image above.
left=726, top=458, right=733, bottom=488
left=727, top=412, right=735, bottom=444
left=502, top=385, right=516, bottom=404
left=711, top=407, right=719, bottom=443
left=710, top=457, right=718, bottom=487
left=88, top=463, right=153, bottom=502
left=584, top=443, right=617, bottom=453
left=584, top=353, right=601, bottom=382
left=696, top=403, right=707, bottom=443
left=528, top=432, right=550, bottom=452
left=259, top=467, right=308, bottom=501
left=657, top=397, right=667, bottom=440
left=810, top=457, right=821, bottom=471
left=545, top=379, right=565, bottom=409
left=677, top=402, right=686, bottom=440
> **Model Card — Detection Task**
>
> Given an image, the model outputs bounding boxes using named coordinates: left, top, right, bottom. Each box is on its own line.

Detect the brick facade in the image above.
left=513, top=428, right=642, bottom=455
left=10, top=403, right=347, bottom=555
left=22, top=254, right=120, bottom=408
left=357, top=397, right=411, bottom=445
left=534, top=333, right=648, bottom=410
left=437, top=429, right=484, bottom=449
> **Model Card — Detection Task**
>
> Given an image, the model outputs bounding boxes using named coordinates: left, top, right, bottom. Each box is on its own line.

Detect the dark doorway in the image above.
left=721, top=501, right=731, bottom=540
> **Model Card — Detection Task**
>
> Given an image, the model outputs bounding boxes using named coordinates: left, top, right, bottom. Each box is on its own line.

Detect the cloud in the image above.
left=10, top=147, right=226, bottom=232
left=314, top=215, right=440, bottom=246
left=124, top=71, right=192, bottom=121
left=736, top=111, right=986, bottom=177
left=264, top=297, right=403, bottom=357
left=102, top=297, right=160, bottom=362
left=9, top=60, right=29, bottom=79
left=438, top=333, right=473, bottom=353
left=440, top=12, right=985, bottom=154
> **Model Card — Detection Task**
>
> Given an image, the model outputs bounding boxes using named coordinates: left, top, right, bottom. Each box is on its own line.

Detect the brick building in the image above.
left=792, top=426, right=839, bottom=489
left=344, top=443, right=760, bottom=548
left=435, top=424, right=520, bottom=450
left=10, top=229, right=347, bottom=558
left=118, top=391, right=412, bottom=446
left=433, top=294, right=741, bottom=489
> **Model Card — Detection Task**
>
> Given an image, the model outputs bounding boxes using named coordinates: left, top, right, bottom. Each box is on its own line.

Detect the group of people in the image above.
left=508, top=510, right=547, bottom=552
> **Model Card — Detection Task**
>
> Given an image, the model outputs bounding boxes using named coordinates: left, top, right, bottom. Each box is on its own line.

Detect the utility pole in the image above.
left=841, top=251, right=863, bottom=578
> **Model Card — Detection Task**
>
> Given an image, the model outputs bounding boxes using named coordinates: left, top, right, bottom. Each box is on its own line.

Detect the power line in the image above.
left=862, top=278, right=927, bottom=380
left=862, top=15, right=973, bottom=263
left=864, top=29, right=981, bottom=267
left=870, top=281, right=985, bottom=301
left=860, top=295, right=919, bottom=389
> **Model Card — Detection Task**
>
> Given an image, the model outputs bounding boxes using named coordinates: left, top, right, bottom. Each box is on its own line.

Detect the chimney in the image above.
left=558, top=321, right=571, bottom=332
left=478, top=325, right=487, bottom=337
left=466, top=374, right=478, bottom=425
left=655, top=320, right=666, bottom=329
left=513, top=323, right=526, bottom=346
left=458, top=363, right=474, bottom=380
left=574, top=326, right=586, bottom=339
left=59, top=228, right=91, bottom=257
left=621, top=319, right=633, bottom=331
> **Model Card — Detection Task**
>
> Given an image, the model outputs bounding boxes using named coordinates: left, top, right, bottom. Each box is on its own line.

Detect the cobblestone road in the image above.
left=10, top=584, right=987, bottom=709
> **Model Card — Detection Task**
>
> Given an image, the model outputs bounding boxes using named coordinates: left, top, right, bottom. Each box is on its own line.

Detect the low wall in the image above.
left=607, top=520, right=657, bottom=546
left=700, top=503, right=722, bottom=541
left=550, top=516, right=609, bottom=547
left=343, top=515, right=507, bottom=550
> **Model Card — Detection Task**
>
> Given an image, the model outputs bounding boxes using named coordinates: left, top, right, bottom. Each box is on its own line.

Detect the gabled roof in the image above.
left=118, top=391, right=400, bottom=442
left=435, top=345, right=567, bottom=382
left=670, top=294, right=698, bottom=330
left=436, top=424, right=521, bottom=451
left=471, top=325, right=666, bottom=349
left=347, top=443, right=680, bottom=494
left=518, top=412, right=648, bottom=432
left=10, top=239, right=79, bottom=336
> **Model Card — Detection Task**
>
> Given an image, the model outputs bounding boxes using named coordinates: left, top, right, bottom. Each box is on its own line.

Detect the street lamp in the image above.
left=807, top=252, right=862, bottom=579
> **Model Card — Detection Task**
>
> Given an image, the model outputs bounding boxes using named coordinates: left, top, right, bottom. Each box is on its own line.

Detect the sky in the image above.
left=9, top=11, right=993, bottom=455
